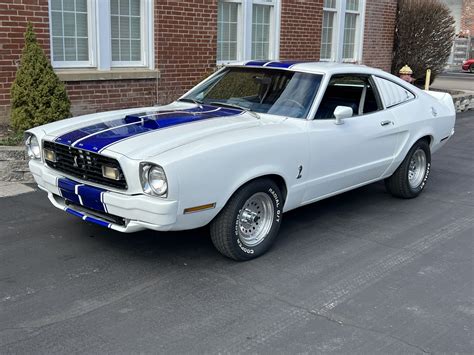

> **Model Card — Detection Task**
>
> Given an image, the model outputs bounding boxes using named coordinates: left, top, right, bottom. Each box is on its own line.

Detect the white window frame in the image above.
left=217, top=0, right=281, bottom=65
left=217, top=0, right=244, bottom=64
left=320, top=1, right=338, bottom=61
left=319, top=0, right=365, bottom=63
left=49, top=0, right=97, bottom=68
left=48, top=0, right=154, bottom=70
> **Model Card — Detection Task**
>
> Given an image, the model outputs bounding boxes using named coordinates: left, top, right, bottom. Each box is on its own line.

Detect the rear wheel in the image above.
left=210, top=179, right=283, bottom=260
left=385, top=140, right=431, bottom=199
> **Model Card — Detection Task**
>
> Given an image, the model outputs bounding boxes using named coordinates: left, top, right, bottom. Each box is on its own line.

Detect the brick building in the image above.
left=0, top=0, right=397, bottom=125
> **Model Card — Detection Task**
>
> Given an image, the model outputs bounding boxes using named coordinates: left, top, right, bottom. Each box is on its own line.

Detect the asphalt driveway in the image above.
left=0, top=111, right=473, bottom=354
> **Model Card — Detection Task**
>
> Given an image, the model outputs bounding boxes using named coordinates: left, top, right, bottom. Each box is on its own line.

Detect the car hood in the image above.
left=45, top=102, right=282, bottom=160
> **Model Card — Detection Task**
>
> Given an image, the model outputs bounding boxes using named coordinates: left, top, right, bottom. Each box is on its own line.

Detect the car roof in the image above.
left=227, top=60, right=387, bottom=76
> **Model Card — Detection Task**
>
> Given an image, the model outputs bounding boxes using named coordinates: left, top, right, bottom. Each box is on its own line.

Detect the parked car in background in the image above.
left=25, top=61, right=456, bottom=260
left=462, top=59, right=474, bottom=72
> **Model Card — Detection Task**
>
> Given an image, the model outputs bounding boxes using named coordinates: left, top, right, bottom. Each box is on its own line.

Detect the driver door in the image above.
left=303, top=74, right=399, bottom=203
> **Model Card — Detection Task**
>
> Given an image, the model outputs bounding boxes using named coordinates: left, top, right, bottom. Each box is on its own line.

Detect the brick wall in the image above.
left=362, top=0, right=397, bottom=72
left=279, top=0, right=323, bottom=60
left=155, top=0, right=218, bottom=104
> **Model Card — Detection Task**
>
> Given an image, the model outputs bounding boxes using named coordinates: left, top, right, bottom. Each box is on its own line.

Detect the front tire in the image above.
left=385, top=140, right=431, bottom=199
left=210, top=179, right=283, bottom=261
left=470, top=65, right=474, bottom=73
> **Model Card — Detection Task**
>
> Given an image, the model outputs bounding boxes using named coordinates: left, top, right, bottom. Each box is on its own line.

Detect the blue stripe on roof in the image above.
left=264, top=61, right=303, bottom=68
left=245, top=60, right=270, bottom=67
left=244, top=60, right=304, bottom=68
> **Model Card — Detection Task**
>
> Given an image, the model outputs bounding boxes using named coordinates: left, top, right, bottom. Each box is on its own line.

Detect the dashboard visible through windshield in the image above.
left=183, top=67, right=323, bottom=119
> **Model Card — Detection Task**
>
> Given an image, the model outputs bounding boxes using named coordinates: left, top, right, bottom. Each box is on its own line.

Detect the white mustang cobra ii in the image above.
left=26, top=61, right=456, bottom=260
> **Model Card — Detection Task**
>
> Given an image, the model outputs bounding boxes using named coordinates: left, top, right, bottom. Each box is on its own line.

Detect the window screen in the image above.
left=51, top=0, right=89, bottom=62
left=111, top=0, right=142, bottom=63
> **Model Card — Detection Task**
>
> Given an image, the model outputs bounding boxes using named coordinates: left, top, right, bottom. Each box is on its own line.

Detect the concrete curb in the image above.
left=0, top=146, right=34, bottom=183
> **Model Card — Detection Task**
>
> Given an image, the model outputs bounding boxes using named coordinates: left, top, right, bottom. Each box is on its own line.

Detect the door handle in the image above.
left=380, top=120, right=393, bottom=126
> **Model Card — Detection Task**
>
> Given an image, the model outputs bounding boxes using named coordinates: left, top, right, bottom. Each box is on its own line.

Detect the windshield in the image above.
left=183, top=67, right=323, bottom=119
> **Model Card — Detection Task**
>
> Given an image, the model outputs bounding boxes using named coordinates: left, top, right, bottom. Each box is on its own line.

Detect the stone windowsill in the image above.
left=55, top=68, right=160, bottom=82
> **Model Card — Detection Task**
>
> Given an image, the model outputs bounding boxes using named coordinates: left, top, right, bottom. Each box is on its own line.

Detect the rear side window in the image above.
left=315, top=75, right=382, bottom=119
left=373, top=76, right=415, bottom=108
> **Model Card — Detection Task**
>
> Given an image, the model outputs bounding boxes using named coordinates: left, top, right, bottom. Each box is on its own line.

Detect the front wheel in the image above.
left=470, top=65, right=474, bottom=73
left=210, top=179, right=283, bottom=260
left=385, top=140, right=431, bottom=199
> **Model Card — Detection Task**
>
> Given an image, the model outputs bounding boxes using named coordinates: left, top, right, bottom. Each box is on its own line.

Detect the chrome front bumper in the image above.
left=29, top=160, right=178, bottom=232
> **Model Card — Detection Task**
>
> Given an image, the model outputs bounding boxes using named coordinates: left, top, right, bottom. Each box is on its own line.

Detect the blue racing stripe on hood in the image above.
left=57, top=105, right=242, bottom=153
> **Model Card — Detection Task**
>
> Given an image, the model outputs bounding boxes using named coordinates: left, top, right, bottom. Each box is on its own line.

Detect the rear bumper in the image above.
left=30, top=160, right=178, bottom=232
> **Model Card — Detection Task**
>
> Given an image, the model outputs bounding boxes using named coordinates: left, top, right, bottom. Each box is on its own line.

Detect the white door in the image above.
left=303, top=74, right=399, bottom=203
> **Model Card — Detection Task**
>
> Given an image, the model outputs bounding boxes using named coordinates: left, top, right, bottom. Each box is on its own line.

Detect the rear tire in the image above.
left=385, top=140, right=431, bottom=199
left=210, top=179, right=283, bottom=261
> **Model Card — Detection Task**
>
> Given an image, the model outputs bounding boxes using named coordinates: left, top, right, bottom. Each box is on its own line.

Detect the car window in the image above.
left=373, top=76, right=415, bottom=108
left=184, top=67, right=323, bottom=119
left=315, top=75, right=382, bottom=119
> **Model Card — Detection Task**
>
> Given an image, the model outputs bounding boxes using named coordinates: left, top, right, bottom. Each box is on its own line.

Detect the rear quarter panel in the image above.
left=385, top=91, right=455, bottom=176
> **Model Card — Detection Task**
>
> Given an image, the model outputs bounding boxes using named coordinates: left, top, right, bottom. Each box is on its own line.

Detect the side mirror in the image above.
left=333, top=106, right=353, bottom=125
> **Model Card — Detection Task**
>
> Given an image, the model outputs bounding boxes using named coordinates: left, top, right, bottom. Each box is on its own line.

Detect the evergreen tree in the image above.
left=10, top=23, right=71, bottom=132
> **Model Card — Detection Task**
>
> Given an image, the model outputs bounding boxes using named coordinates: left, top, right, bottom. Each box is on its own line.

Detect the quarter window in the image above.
left=373, top=77, right=415, bottom=108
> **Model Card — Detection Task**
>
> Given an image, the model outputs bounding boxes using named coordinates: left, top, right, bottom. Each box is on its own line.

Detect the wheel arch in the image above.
left=215, top=173, right=289, bottom=217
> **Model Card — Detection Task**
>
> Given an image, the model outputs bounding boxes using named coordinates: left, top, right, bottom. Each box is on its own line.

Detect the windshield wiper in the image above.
left=209, top=101, right=260, bottom=119
left=177, top=97, right=203, bottom=107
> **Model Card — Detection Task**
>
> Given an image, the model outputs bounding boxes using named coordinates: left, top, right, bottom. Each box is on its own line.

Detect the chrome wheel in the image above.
left=408, top=148, right=427, bottom=189
left=237, top=192, right=274, bottom=247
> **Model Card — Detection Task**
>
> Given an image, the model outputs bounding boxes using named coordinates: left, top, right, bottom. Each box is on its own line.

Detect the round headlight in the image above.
left=26, top=134, right=41, bottom=159
left=148, top=166, right=168, bottom=196
left=143, top=165, right=168, bottom=196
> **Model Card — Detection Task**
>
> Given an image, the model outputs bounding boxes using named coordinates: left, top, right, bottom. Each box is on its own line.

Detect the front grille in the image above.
left=43, top=140, right=127, bottom=189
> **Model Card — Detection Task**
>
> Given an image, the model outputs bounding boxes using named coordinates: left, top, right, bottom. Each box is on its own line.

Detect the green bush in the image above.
left=392, top=0, right=455, bottom=85
left=10, top=23, right=71, bottom=133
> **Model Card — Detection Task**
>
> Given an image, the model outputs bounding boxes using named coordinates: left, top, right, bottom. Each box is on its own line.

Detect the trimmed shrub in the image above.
left=10, top=23, right=71, bottom=132
left=392, top=0, right=455, bottom=85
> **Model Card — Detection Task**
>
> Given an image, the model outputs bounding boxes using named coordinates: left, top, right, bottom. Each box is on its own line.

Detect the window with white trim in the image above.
left=49, top=0, right=153, bottom=69
left=342, top=0, right=361, bottom=61
left=319, top=0, right=365, bottom=63
left=320, top=0, right=337, bottom=60
left=217, top=0, right=279, bottom=63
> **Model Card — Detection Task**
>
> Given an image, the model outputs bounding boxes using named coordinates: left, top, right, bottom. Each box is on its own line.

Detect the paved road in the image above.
left=1, top=112, right=473, bottom=354
left=432, top=71, right=474, bottom=91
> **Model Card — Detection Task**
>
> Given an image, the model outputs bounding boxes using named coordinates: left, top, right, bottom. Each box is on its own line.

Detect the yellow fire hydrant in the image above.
left=399, top=65, right=415, bottom=84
